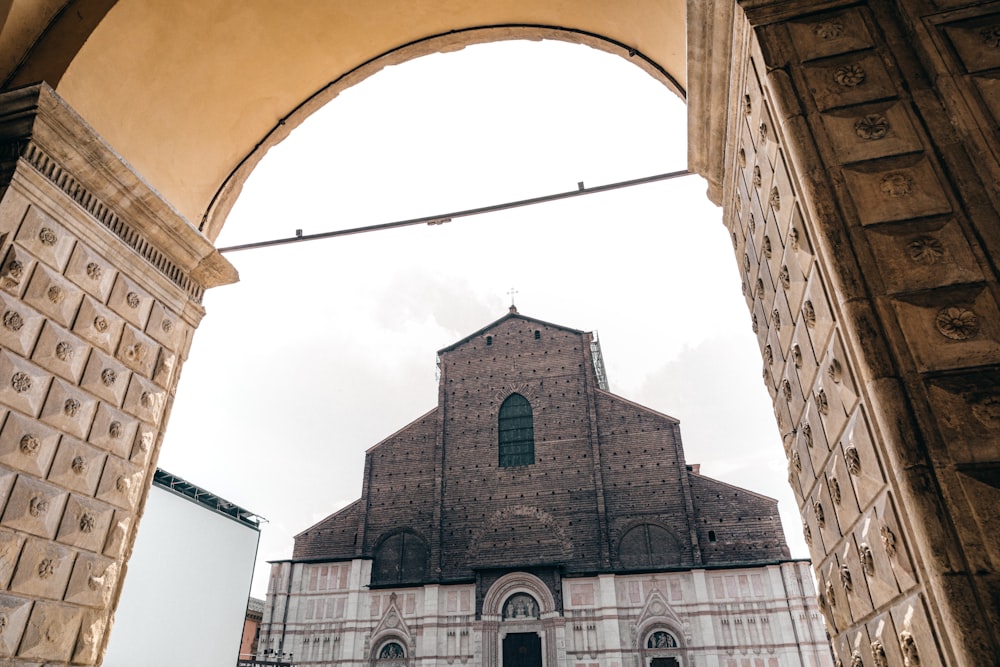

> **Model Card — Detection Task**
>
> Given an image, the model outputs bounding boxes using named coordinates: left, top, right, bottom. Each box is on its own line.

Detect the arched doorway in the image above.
left=0, top=3, right=997, bottom=666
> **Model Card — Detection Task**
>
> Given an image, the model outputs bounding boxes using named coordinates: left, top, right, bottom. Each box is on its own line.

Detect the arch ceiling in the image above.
left=0, top=0, right=686, bottom=238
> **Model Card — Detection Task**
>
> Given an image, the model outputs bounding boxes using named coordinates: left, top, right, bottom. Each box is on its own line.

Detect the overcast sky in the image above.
left=156, top=40, right=806, bottom=599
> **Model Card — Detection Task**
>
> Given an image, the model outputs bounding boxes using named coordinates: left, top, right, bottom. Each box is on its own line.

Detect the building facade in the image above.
left=261, top=311, right=829, bottom=667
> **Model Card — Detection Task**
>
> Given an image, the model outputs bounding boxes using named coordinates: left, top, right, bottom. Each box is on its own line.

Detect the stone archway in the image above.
left=0, top=2, right=998, bottom=666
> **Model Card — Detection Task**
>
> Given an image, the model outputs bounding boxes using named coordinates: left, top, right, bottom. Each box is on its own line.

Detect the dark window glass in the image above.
left=499, top=393, right=534, bottom=467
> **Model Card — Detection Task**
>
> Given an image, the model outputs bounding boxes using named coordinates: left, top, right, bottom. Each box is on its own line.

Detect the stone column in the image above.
left=690, top=2, right=1000, bottom=665
left=0, top=84, right=236, bottom=664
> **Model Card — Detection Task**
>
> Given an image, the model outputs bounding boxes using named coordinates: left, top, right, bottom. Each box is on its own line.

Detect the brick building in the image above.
left=261, top=310, right=830, bottom=667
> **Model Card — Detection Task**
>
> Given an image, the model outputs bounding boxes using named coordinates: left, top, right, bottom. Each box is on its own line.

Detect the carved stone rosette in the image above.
left=0, top=85, right=236, bottom=664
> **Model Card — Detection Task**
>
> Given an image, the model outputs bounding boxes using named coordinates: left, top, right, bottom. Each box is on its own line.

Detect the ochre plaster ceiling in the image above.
left=0, top=1, right=686, bottom=238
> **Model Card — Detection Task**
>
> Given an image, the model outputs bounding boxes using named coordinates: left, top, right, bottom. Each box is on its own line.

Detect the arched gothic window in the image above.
left=647, top=631, right=678, bottom=649
left=498, top=393, right=534, bottom=467
left=372, top=531, right=429, bottom=585
left=378, top=642, right=405, bottom=660
left=619, top=523, right=684, bottom=568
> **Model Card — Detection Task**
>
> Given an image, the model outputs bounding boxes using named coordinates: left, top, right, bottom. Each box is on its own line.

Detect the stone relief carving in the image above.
left=93, top=316, right=108, bottom=333
left=79, top=513, right=95, bottom=533
left=64, top=398, right=81, bottom=417
left=37, top=558, right=55, bottom=579
left=744, top=94, right=752, bottom=116
left=109, top=421, right=122, bottom=439
left=789, top=227, right=800, bottom=251
left=738, top=148, right=746, bottom=168
left=20, top=434, right=40, bottom=455
left=125, top=343, right=147, bottom=364
left=803, top=300, right=816, bottom=327
left=752, top=166, right=762, bottom=188
left=55, top=341, right=74, bottom=361
left=828, top=359, right=843, bottom=383
left=898, top=630, right=920, bottom=665
left=907, top=236, right=944, bottom=264
left=880, top=524, right=897, bottom=557
left=803, top=521, right=812, bottom=545
left=971, top=394, right=1000, bottom=427
left=29, top=496, right=48, bottom=516
left=115, top=476, right=130, bottom=494
left=834, top=64, right=866, bottom=87
left=3, top=310, right=23, bottom=332
left=802, top=422, right=812, bottom=446
left=763, top=235, right=772, bottom=258
left=769, top=187, right=780, bottom=210
left=879, top=172, right=913, bottom=197
left=764, top=345, right=773, bottom=366
left=840, top=564, right=852, bottom=591
left=748, top=212, right=756, bottom=234
left=791, top=449, right=801, bottom=472
left=816, top=390, right=829, bottom=415
left=845, top=445, right=862, bottom=475
left=830, top=476, right=842, bottom=505
left=11, top=371, right=31, bottom=393
left=751, top=314, right=758, bottom=334
left=850, top=651, right=864, bottom=667
left=934, top=307, right=978, bottom=340
left=71, top=456, right=87, bottom=475
left=792, top=345, right=803, bottom=369
left=772, top=308, right=781, bottom=331
left=100, top=369, right=116, bottom=386
left=814, top=20, right=844, bottom=40
left=47, top=285, right=64, bottom=304
left=980, top=25, right=1000, bottom=48
left=872, top=639, right=888, bottom=667
left=161, top=318, right=174, bottom=333
left=859, top=543, right=875, bottom=576
left=782, top=380, right=793, bottom=402
left=825, top=580, right=836, bottom=607
left=38, top=228, right=58, bottom=246
left=759, top=122, right=768, bottom=144
left=854, top=114, right=889, bottom=140
left=814, top=500, right=825, bottom=527
left=125, top=292, right=140, bottom=309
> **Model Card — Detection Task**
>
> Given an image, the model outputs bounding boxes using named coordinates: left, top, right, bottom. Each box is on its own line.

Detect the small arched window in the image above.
left=498, top=393, right=534, bottom=467
left=372, top=531, right=429, bottom=585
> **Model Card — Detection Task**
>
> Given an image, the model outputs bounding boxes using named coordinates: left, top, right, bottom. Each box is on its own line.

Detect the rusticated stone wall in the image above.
left=0, top=85, right=235, bottom=665
left=712, top=2, right=1000, bottom=665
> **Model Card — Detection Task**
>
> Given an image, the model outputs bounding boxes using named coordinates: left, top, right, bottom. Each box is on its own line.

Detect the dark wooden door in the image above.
left=502, top=632, right=541, bottom=667
left=650, top=658, right=679, bottom=667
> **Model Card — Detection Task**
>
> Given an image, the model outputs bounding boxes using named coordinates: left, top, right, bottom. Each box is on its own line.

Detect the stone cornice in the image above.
left=686, top=0, right=740, bottom=206
left=0, top=83, right=238, bottom=301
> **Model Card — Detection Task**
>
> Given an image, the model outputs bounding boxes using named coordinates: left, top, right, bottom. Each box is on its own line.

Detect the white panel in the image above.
left=103, top=484, right=260, bottom=667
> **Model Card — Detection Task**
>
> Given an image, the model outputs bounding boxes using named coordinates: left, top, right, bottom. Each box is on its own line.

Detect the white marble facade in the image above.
left=260, top=559, right=831, bottom=667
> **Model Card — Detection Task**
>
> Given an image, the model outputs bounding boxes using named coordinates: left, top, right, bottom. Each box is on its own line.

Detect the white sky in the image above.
left=157, top=40, right=807, bottom=599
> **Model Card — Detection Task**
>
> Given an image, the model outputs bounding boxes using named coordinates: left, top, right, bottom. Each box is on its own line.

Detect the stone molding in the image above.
left=0, top=84, right=237, bottom=299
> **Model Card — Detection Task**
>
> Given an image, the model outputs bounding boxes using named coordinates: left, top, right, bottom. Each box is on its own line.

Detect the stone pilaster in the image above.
left=690, top=1, right=1000, bottom=665
left=0, top=83, right=236, bottom=664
